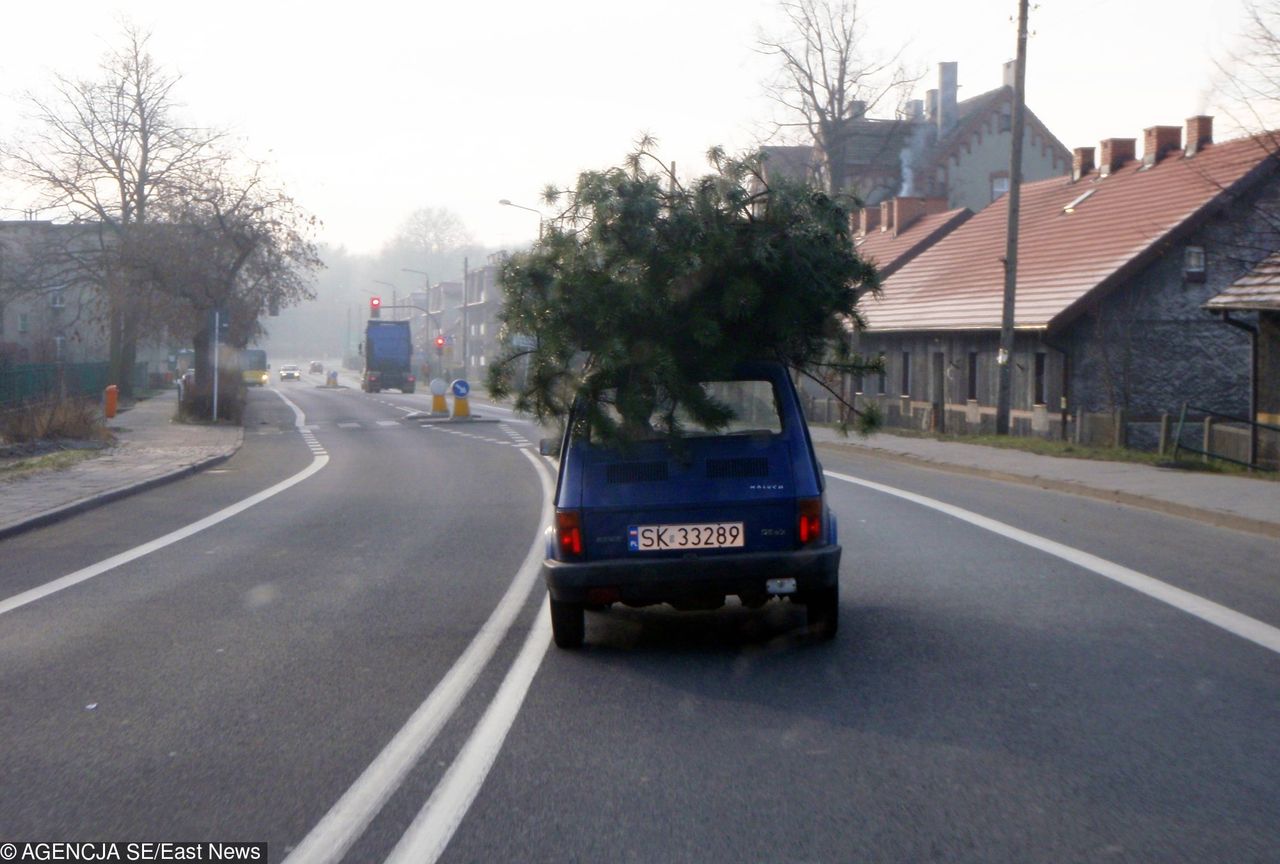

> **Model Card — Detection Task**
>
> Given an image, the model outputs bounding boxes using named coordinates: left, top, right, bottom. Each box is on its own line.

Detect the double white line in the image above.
left=283, top=449, right=555, bottom=864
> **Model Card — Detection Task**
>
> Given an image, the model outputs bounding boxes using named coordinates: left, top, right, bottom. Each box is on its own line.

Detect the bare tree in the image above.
left=1216, top=1, right=1280, bottom=138
left=2, top=23, right=222, bottom=395
left=758, top=0, right=918, bottom=198
left=389, top=207, right=472, bottom=258
left=139, top=163, right=322, bottom=415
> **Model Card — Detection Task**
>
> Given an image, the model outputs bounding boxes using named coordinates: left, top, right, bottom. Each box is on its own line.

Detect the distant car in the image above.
left=539, top=360, right=841, bottom=649
left=279, top=364, right=302, bottom=381
left=309, top=360, right=323, bottom=374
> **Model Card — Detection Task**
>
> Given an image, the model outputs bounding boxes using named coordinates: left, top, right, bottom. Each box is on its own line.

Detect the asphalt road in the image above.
left=2, top=370, right=1277, bottom=863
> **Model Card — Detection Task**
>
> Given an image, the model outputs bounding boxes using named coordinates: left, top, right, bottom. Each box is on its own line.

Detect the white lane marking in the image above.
left=384, top=604, right=552, bottom=864
left=376, top=420, right=400, bottom=427
left=337, top=422, right=361, bottom=429
left=825, top=470, right=1280, bottom=656
left=0, top=389, right=326, bottom=618
left=282, top=449, right=555, bottom=864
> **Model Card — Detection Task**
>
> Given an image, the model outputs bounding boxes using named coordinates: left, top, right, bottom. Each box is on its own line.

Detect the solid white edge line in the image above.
left=824, top=469, right=1280, bottom=656
left=281, top=448, right=556, bottom=864
left=383, top=603, right=552, bottom=864
left=0, top=388, right=324, bottom=618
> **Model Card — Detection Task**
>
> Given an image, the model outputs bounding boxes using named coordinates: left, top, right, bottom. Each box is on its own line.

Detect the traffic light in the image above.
left=370, top=296, right=381, bottom=318
left=434, top=334, right=445, bottom=356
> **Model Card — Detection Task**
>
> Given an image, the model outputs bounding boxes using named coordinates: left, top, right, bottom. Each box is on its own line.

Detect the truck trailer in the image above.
left=361, top=320, right=416, bottom=393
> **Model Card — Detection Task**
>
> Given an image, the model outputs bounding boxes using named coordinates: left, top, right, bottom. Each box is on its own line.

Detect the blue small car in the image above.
left=540, top=361, right=841, bottom=648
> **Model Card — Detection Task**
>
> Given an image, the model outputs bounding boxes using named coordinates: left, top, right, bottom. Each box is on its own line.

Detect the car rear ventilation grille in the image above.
left=706, top=457, right=770, bottom=479
left=605, top=461, right=669, bottom=483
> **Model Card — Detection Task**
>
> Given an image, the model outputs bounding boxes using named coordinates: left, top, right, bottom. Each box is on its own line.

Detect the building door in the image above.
left=932, top=351, right=946, bottom=433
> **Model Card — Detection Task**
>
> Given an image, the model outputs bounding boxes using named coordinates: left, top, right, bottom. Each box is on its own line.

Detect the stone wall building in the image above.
left=849, top=116, right=1280, bottom=448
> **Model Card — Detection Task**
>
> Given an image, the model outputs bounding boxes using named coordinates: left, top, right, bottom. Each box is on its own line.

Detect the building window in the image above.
left=967, top=352, right=978, bottom=401
left=54, top=335, right=66, bottom=361
left=479, top=322, right=485, bottom=336
left=479, top=355, right=486, bottom=367
left=1184, top=246, right=1206, bottom=282
left=877, top=354, right=887, bottom=395
left=900, top=351, right=911, bottom=397
left=1033, top=352, right=1047, bottom=406
left=853, top=371, right=864, bottom=395
left=50, top=289, right=66, bottom=309
left=998, top=109, right=1011, bottom=133
left=991, top=174, right=1010, bottom=201
left=19, top=313, right=29, bottom=333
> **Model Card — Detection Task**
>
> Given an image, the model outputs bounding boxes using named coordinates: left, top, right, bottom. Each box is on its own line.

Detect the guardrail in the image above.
left=1171, top=402, right=1279, bottom=472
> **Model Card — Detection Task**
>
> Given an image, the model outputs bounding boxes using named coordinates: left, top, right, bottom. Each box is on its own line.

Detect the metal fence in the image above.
left=0, top=361, right=146, bottom=407
left=1171, top=403, right=1280, bottom=472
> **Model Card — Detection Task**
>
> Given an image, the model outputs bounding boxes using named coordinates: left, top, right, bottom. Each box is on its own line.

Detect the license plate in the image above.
left=628, top=522, right=745, bottom=551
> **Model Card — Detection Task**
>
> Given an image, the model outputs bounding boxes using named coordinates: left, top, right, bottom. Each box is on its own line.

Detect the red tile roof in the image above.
left=862, top=133, right=1278, bottom=332
left=855, top=207, right=972, bottom=279
left=1206, top=250, right=1280, bottom=310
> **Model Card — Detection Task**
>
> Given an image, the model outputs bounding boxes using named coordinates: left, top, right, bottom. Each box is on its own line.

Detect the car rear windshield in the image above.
left=594, top=379, right=783, bottom=440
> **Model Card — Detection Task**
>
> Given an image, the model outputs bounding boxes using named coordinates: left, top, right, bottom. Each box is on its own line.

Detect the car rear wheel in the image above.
left=806, top=585, right=838, bottom=640
left=549, top=596, right=585, bottom=649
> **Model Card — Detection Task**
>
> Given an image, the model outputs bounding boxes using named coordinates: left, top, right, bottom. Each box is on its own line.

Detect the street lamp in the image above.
left=498, top=199, right=544, bottom=240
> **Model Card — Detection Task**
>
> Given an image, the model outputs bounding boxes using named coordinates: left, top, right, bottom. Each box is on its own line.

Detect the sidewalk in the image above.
left=808, top=425, right=1280, bottom=539
left=0, top=390, right=243, bottom=540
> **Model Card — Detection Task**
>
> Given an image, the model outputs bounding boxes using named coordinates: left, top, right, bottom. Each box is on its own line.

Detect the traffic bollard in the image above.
left=104, top=384, right=119, bottom=419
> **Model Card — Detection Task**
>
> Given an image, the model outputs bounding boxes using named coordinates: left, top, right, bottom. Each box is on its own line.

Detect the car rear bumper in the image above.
left=542, top=545, right=840, bottom=604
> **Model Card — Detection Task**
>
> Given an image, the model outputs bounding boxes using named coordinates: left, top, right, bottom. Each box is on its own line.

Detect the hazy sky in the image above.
left=0, top=0, right=1250, bottom=256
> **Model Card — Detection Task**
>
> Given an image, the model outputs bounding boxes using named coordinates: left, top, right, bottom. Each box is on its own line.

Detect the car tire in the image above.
left=550, top=596, right=585, bottom=649
left=806, top=585, right=839, bottom=640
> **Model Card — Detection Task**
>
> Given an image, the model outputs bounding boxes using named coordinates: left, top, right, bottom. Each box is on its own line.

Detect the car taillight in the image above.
left=407, top=375, right=415, bottom=383
left=797, top=498, right=822, bottom=546
left=556, top=509, right=583, bottom=559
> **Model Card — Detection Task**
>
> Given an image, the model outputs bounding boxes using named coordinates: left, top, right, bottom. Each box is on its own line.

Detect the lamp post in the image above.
left=401, top=267, right=443, bottom=370
left=498, top=198, right=544, bottom=240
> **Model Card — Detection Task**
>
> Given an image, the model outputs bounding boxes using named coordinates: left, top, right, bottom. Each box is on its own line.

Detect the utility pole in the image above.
left=461, top=257, right=469, bottom=381
left=996, top=0, right=1030, bottom=435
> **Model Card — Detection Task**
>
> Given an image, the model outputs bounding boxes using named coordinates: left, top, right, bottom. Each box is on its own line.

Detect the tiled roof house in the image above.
left=1205, top=252, right=1280, bottom=430
left=849, top=116, right=1280, bottom=448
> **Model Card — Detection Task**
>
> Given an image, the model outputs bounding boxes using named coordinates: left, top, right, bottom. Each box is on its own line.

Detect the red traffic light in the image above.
left=370, top=297, right=382, bottom=309
left=434, top=335, right=445, bottom=348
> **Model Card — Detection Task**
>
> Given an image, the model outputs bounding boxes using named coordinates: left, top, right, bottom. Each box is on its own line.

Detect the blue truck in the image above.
left=361, top=320, right=416, bottom=393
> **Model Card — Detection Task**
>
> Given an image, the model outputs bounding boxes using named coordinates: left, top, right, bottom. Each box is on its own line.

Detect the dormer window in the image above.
left=49, top=288, right=65, bottom=309
left=1184, top=245, right=1206, bottom=282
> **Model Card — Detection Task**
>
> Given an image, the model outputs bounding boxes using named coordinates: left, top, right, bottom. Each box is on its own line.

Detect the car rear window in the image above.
left=594, top=379, right=782, bottom=439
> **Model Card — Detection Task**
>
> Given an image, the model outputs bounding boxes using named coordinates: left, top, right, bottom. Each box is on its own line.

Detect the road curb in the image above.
left=815, top=440, right=1280, bottom=541
left=0, top=436, right=244, bottom=542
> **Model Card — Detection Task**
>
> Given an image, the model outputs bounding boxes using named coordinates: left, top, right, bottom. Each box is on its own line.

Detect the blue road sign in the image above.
left=451, top=379, right=470, bottom=398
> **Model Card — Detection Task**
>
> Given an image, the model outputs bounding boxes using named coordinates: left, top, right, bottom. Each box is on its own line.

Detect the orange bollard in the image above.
left=104, top=384, right=118, bottom=419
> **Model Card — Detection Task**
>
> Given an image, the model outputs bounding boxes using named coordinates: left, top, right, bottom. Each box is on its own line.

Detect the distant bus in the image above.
left=240, top=349, right=269, bottom=386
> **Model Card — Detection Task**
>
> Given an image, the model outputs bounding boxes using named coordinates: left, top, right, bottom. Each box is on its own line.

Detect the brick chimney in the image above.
left=1185, top=115, right=1214, bottom=157
left=1002, top=60, right=1016, bottom=88
left=860, top=206, right=881, bottom=235
left=925, top=89, right=939, bottom=125
left=890, top=196, right=948, bottom=236
left=1143, top=126, right=1182, bottom=166
left=1072, top=147, right=1096, bottom=182
left=1099, top=138, right=1136, bottom=177
left=879, top=200, right=894, bottom=233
